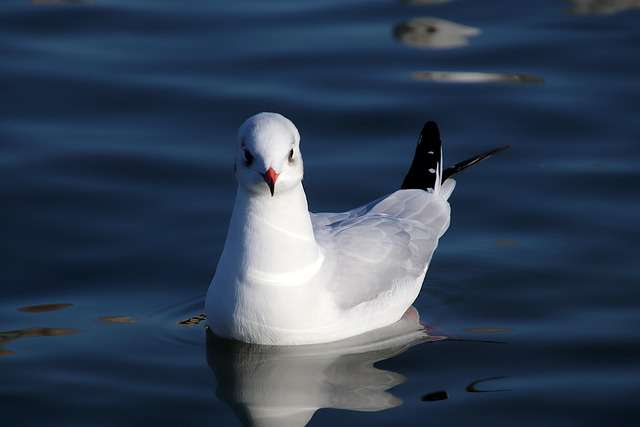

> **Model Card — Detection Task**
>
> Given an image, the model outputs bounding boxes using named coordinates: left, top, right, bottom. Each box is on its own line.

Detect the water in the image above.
left=1, top=0, right=639, bottom=425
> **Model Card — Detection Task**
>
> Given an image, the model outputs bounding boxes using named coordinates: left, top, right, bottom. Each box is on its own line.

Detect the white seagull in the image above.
left=206, top=112, right=507, bottom=345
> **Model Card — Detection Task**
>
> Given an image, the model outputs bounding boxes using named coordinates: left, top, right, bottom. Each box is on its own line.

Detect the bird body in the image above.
left=206, top=112, right=503, bottom=345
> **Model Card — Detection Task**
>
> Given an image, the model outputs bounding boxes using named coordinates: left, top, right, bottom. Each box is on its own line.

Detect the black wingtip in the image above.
left=402, top=118, right=512, bottom=191
left=420, top=121, right=440, bottom=143
left=441, top=144, right=510, bottom=182
left=484, top=144, right=511, bottom=157
left=401, top=120, right=442, bottom=191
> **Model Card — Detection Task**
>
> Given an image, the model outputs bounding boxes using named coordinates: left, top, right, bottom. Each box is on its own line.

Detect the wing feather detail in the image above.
left=311, top=189, right=450, bottom=310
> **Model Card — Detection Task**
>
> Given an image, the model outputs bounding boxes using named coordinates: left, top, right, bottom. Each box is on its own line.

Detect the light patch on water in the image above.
left=412, top=71, right=543, bottom=84
left=569, top=0, right=640, bottom=15
left=100, top=316, right=137, bottom=324
left=394, top=17, right=480, bottom=49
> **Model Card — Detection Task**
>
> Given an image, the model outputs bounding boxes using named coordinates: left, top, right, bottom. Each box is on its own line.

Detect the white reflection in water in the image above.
left=570, top=0, right=640, bottom=14
left=412, top=71, right=543, bottom=84
left=207, top=308, right=444, bottom=427
left=394, top=17, right=480, bottom=49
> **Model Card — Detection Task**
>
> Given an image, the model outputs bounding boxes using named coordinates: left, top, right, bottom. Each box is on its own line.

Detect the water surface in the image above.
left=1, top=0, right=639, bottom=426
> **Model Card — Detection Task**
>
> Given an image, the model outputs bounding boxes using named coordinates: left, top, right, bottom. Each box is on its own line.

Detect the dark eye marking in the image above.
left=243, top=149, right=254, bottom=166
left=288, top=148, right=295, bottom=162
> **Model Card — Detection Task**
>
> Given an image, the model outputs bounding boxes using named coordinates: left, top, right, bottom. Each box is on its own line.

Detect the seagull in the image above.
left=206, top=112, right=507, bottom=345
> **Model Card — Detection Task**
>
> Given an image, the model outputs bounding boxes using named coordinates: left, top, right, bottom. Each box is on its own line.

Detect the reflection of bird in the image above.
left=206, top=113, right=507, bottom=345
left=569, top=0, right=640, bottom=14
left=393, top=17, right=480, bottom=49
left=207, top=308, right=443, bottom=427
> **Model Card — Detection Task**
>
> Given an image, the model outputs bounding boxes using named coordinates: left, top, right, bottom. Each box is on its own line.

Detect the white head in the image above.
left=235, top=112, right=303, bottom=197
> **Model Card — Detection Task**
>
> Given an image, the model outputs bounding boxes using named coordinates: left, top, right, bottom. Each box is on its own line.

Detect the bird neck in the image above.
left=221, top=183, right=322, bottom=283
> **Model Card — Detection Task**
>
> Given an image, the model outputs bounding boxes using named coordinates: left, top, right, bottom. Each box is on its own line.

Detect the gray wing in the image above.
left=311, top=188, right=452, bottom=310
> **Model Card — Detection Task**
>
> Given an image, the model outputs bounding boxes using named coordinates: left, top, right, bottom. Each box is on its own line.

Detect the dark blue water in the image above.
left=2, top=0, right=639, bottom=425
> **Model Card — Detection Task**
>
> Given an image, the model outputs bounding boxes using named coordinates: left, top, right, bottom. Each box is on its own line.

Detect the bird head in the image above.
left=235, top=112, right=303, bottom=197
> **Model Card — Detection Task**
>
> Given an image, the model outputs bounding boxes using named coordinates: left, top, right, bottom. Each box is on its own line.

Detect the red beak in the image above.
left=262, top=167, right=279, bottom=196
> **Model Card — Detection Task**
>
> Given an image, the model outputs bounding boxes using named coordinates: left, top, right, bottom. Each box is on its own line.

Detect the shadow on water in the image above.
left=17, top=303, right=73, bottom=313
left=465, top=376, right=511, bottom=393
left=206, top=308, right=445, bottom=427
left=0, top=327, right=78, bottom=356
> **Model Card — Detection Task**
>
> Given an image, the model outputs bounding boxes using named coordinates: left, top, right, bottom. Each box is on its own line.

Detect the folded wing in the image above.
left=311, top=189, right=451, bottom=310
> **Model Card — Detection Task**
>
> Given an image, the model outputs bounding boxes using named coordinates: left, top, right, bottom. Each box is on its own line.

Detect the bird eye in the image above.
left=243, top=149, right=254, bottom=166
left=288, top=149, right=295, bottom=162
